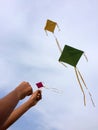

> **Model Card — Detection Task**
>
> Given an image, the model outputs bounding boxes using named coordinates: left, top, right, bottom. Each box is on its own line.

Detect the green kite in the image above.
left=59, top=45, right=84, bottom=67
left=59, top=45, right=95, bottom=106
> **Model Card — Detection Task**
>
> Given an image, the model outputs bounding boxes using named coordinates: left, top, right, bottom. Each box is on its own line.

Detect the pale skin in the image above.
left=0, top=81, right=42, bottom=130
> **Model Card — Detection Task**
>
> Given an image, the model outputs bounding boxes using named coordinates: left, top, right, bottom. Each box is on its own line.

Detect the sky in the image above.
left=0, top=0, right=98, bottom=130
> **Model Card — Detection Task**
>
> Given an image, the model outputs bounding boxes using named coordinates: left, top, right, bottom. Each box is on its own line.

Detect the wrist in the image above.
left=24, top=100, right=34, bottom=110
left=14, top=88, right=21, bottom=101
left=26, top=99, right=36, bottom=108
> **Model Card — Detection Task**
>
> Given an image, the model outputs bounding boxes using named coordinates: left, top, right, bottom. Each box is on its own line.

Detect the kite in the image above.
left=44, top=19, right=95, bottom=106
left=36, top=82, right=62, bottom=94
left=36, top=82, right=44, bottom=88
left=44, top=19, right=67, bottom=67
left=44, top=19, right=61, bottom=52
left=59, top=45, right=95, bottom=106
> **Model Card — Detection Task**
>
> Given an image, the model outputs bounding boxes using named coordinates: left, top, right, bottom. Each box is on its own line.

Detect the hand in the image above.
left=28, top=90, right=42, bottom=107
left=15, top=81, right=33, bottom=100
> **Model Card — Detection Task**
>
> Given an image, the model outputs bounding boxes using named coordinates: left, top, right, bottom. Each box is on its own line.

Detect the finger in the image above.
left=36, top=93, right=42, bottom=101
left=27, top=88, right=33, bottom=96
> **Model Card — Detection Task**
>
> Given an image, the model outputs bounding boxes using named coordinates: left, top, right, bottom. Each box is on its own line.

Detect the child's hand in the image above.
left=15, top=81, right=33, bottom=100
left=28, top=90, right=42, bottom=107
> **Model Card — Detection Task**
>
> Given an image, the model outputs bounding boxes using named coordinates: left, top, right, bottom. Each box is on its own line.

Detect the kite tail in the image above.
left=77, top=68, right=95, bottom=107
left=44, top=86, right=63, bottom=94
left=57, top=24, right=61, bottom=31
left=84, top=53, right=88, bottom=62
left=88, top=91, right=95, bottom=107
left=74, top=67, right=86, bottom=106
left=60, top=62, right=67, bottom=68
left=77, top=68, right=87, bottom=88
left=53, top=34, right=62, bottom=53
left=53, top=34, right=67, bottom=68
left=45, top=30, right=48, bottom=36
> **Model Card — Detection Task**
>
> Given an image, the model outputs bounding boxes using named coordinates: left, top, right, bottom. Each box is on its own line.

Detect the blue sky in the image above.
left=0, top=0, right=98, bottom=130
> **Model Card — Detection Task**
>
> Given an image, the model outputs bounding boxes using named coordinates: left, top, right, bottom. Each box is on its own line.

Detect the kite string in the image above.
left=77, top=68, right=95, bottom=107
left=74, top=67, right=86, bottom=106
